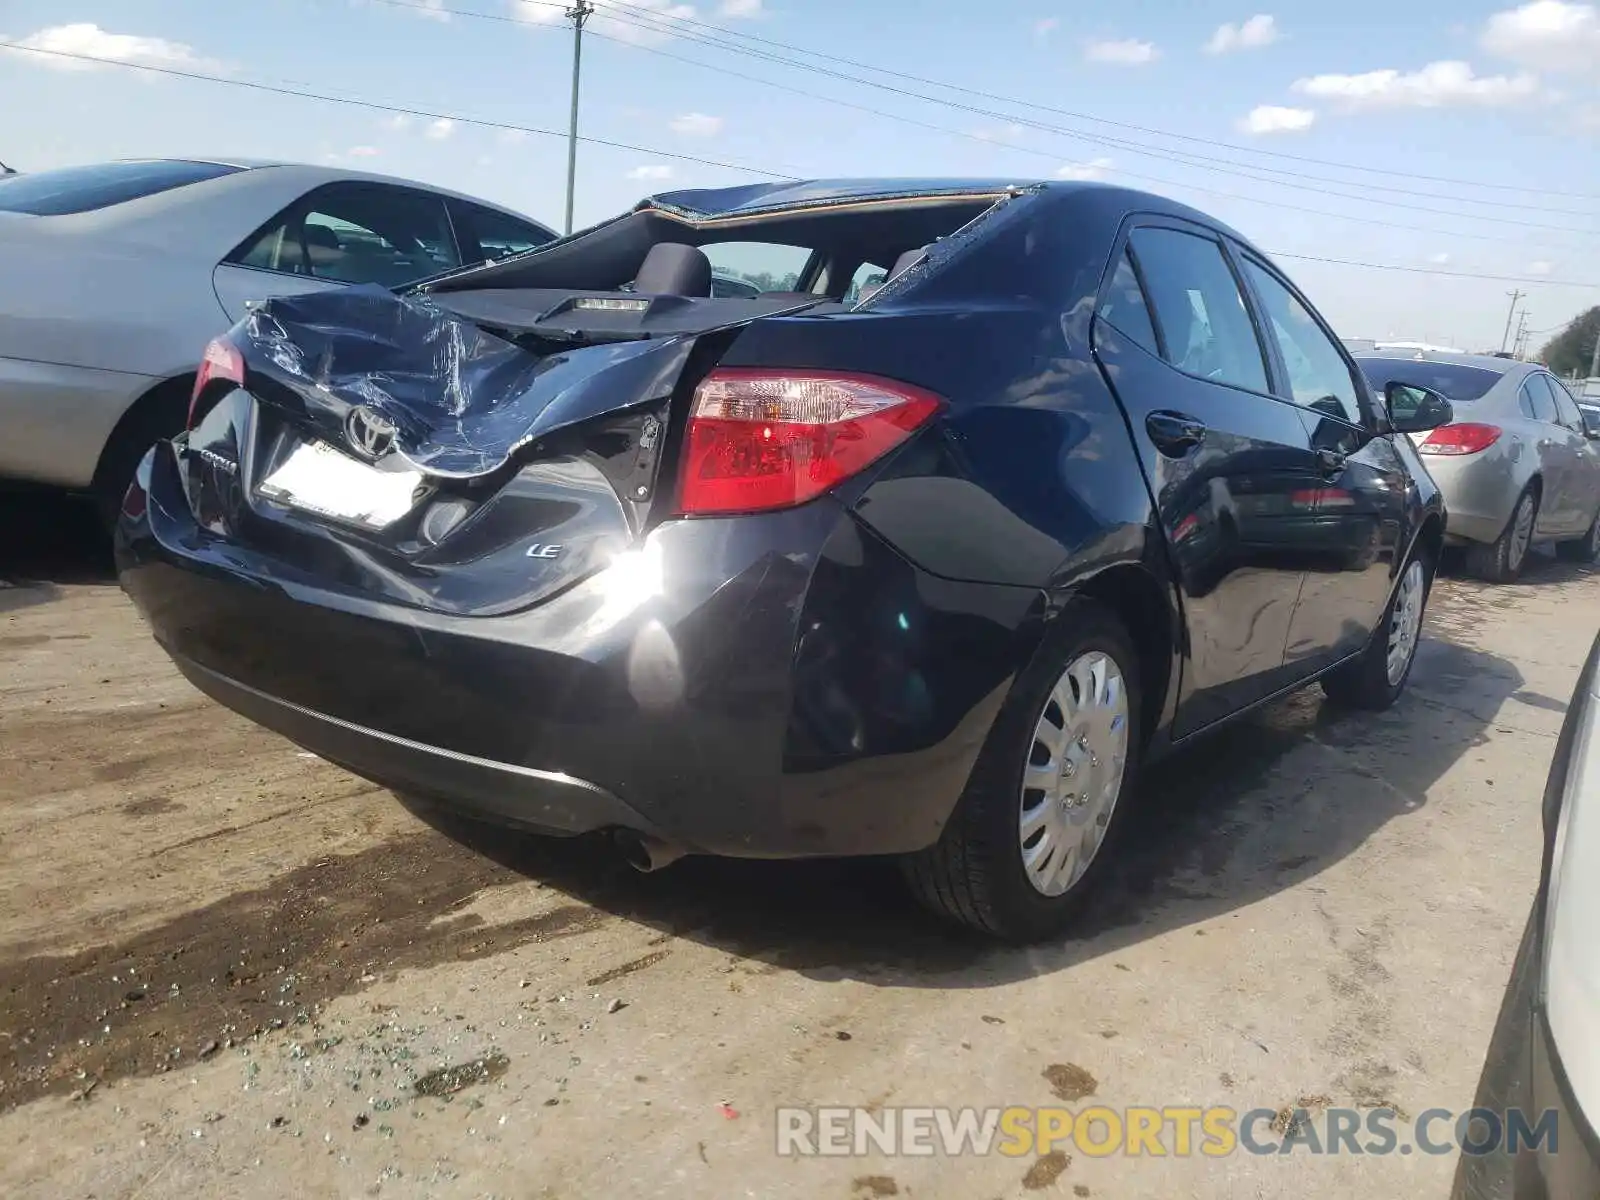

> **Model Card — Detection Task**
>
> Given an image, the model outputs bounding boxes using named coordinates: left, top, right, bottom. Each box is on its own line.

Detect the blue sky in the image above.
left=1, top=0, right=1597, bottom=351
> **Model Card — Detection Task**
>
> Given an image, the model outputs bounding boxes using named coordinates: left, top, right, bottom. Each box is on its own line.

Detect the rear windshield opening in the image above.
left=1355, top=358, right=1504, bottom=403
left=427, top=191, right=1013, bottom=303
left=0, top=159, right=242, bottom=216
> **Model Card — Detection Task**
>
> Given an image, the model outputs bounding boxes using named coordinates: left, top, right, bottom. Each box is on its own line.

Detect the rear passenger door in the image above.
left=1092, top=219, right=1323, bottom=738
left=1522, top=374, right=1579, bottom=535
left=1541, top=374, right=1600, bottom=534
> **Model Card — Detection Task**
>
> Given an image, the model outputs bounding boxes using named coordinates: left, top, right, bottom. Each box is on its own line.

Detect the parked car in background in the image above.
left=118, top=177, right=1454, bottom=941
left=0, top=157, right=556, bottom=524
left=1356, top=351, right=1600, bottom=581
left=709, top=273, right=760, bottom=299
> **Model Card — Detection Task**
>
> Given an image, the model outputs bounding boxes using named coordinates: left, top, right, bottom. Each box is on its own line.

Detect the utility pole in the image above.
left=1501, top=290, right=1525, bottom=354
left=1589, top=325, right=1600, bottom=381
left=1513, top=311, right=1530, bottom=359
left=563, top=0, right=594, bottom=237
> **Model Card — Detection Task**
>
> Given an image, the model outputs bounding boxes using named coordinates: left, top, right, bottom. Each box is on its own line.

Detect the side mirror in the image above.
left=1386, top=381, right=1454, bottom=434
left=1581, top=409, right=1600, bottom=440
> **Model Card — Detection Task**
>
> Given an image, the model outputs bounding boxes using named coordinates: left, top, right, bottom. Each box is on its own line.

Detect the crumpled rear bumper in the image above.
left=117, top=439, right=1038, bottom=858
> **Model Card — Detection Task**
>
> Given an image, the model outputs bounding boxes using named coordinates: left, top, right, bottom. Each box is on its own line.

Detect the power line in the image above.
left=585, top=0, right=1600, bottom=234
left=0, top=38, right=800, bottom=180
left=8, top=33, right=1597, bottom=289
left=362, top=0, right=1600, bottom=239
left=556, top=19, right=1570, bottom=251
left=1263, top=253, right=1596, bottom=290
left=592, top=0, right=1600, bottom=205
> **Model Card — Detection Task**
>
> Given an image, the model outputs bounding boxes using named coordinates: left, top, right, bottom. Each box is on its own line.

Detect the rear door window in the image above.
left=1096, top=250, right=1161, bottom=357
left=1541, top=374, right=1586, bottom=433
left=449, top=199, right=554, bottom=263
left=1522, top=376, right=1559, bottom=424
left=1128, top=227, right=1270, bottom=394
left=0, top=159, right=241, bottom=215
left=231, top=184, right=460, bottom=287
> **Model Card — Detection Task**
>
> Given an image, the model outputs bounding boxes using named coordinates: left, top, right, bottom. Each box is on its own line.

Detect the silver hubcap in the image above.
left=1019, top=651, right=1130, bottom=897
left=1386, top=559, right=1426, bottom=686
left=1509, top=494, right=1535, bottom=569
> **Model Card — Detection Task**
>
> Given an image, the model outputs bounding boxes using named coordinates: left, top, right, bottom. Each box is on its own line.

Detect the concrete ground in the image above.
left=0, top=497, right=1591, bottom=1199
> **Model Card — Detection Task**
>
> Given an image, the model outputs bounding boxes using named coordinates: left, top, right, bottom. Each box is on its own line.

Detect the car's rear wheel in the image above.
left=1466, top=484, right=1538, bottom=583
left=1556, top=504, right=1600, bottom=564
left=902, top=599, right=1141, bottom=941
left=90, top=378, right=189, bottom=534
left=1322, top=549, right=1432, bottom=711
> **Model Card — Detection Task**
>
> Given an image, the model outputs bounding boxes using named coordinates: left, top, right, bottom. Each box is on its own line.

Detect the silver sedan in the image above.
left=1357, top=351, right=1600, bottom=581
left=0, top=158, right=555, bottom=524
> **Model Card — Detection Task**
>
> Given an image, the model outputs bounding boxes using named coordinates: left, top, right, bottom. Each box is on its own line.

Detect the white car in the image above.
left=0, top=157, right=556, bottom=523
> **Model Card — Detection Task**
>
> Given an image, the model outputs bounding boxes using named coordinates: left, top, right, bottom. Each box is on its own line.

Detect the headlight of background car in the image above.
left=1543, top=634, right=1600, bottom=1128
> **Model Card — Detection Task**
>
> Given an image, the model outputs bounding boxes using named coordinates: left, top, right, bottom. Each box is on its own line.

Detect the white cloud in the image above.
left=719, top=0, right=764, bottom=15
left=973, top=122, right=1027, bottom=144
left=669, top=111, right=724, bottom=136
left=628, top=165, right=674, bottom=181
left=412, top=0, right=452, bottom=20
left=381, top=114, right=411, bottom=132
left=1292, top=60, right=1540, bottom=110
left=1034, top=16, right=1060, bottom=40
left=348, top=145, right=380, bottom=157
left=425, top=117, right=456, bottom=140
left=1084, top=38, right=1159, bottom=65
left=1482, top=2, right=1600, bottom=71
left=1, top=22, right=226, bottom=74
left=1429, top=251, right=1452, bottom=265
left=509, top=0, right=694, bottom=44
left=1205, top=14, right=1279, bottom=53
left=1528, top=259, right=1555, bottom=275
left=1056, top=157, right=1115, bottom=181
left=1238, top=104, right=1316, bottom=134
left=497, top=128, right=528, bottom=145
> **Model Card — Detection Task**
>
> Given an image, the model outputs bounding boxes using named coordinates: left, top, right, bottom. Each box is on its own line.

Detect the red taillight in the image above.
left=676, top=369, right=942, bottom=515
left=188, top=336, right=245, bottom=428
left=1419, top=422, right=1502, bottom=456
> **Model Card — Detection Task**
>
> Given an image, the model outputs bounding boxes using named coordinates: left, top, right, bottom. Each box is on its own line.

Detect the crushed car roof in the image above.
left=637, top=178, right=1040, bottom=219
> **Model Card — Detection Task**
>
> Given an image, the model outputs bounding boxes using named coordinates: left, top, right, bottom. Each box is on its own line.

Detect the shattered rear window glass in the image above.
left=0, top=160, right=241, bottom=215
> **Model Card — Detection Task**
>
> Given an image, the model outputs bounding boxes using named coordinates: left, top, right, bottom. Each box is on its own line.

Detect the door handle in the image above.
left=1146, top=411, right=1207, bottom=456
left=1316, top=447, right=1347, bottom=475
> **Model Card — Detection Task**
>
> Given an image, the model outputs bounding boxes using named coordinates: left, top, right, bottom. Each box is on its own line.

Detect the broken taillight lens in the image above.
left=1418, top=422, right=1502, bottom=456
left=677, top=369, right=942, bottom=515
left=188, top=336, right=245, bottom=429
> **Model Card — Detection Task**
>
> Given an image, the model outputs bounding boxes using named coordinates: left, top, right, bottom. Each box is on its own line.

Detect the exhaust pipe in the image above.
left=615, top=830, right=687, bottom=873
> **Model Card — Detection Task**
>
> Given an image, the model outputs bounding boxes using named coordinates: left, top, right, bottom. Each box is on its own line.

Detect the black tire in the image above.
left=90, top=387, right=188, bottom=533
left=1322, top=545, right=1434, bottom=711
left=901, top=598, right=1143, bottom=942
left=1465, top=484, right=1539, bottom=583
left=1556, top=504, right=1600, bottom=563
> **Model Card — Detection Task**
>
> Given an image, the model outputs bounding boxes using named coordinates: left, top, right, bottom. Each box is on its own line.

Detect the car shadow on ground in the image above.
left=403, top=616, right=1525, bottom=987
left=0, top=496, right=112, bottom=613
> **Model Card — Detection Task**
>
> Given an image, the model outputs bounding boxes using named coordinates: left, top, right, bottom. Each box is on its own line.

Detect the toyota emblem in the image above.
left=344, top=405, right=398, bottom=461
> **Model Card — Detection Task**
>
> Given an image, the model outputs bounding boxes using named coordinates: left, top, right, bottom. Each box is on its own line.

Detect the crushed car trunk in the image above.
left=180, top=285, right=826, bottom=617
left=175, top=183, right=1027, bottom=617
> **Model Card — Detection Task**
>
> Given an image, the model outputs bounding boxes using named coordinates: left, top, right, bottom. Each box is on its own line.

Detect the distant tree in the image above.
left=1539, top=306, right=1600, bottom=377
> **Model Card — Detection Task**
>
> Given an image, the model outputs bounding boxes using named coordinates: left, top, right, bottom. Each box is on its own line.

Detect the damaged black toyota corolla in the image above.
left=116, top=178, right=1455, bottom=941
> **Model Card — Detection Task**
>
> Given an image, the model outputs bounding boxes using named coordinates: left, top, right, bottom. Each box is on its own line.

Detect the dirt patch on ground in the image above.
left=0, top=834, right=605, bottom=1110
